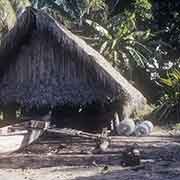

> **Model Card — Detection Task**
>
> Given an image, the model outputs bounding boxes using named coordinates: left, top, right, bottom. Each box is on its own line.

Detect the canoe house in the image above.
left=0, top=7, right=147, bottom=131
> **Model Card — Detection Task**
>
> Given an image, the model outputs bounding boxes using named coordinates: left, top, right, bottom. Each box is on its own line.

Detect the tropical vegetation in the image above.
left=0, top=0, right=180, bottom=123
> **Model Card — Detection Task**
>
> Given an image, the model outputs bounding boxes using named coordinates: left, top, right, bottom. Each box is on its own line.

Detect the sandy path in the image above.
left=0, top=131, right=180, bottom=180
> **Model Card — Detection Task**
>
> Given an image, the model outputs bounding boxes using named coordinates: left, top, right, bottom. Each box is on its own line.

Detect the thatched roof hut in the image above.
left=0, top=7, right=147, bottom=125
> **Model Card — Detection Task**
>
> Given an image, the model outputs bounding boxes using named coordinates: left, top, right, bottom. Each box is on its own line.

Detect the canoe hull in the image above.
left=0, top=120, right=49, bottom=155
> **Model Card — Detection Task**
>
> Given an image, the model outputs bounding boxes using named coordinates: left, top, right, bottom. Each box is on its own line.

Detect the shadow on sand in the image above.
left=0, top=133, right=180, bottom=169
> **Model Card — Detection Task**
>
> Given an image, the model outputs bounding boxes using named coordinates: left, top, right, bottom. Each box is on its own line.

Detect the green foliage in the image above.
left=31, top=0, right=89, bottom=20
left=0, top=0, right=16, bottom=40
left=84, top=16, right=151, bottom=69
left=133, top=0, right=152, bottom=17
left=30, top=0, right=154, bottom=76
left=152, top=0, right=180, bottom=61
left=154, top=69, right=180, bottom=122
left=0, top=0, right=32, bottom=40
left=159, top=69, right=180, bottom=106
left=0, top=7, right=8, bottom=38
left=80, top=0, right=154, bottom=78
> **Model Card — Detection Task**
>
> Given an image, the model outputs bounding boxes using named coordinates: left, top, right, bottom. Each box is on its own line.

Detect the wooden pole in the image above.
left=3, top=105, right=16, bottom=122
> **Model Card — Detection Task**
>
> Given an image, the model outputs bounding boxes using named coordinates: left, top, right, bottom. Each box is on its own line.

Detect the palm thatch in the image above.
left=0, top=7, right=147, bottom=119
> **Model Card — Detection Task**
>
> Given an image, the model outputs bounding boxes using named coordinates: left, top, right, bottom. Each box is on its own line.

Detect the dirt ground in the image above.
left=1, top=127, right=180, bottom=180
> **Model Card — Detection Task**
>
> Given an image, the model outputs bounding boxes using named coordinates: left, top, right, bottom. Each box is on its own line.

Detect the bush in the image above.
left=155, top=69, right=180, bottom=122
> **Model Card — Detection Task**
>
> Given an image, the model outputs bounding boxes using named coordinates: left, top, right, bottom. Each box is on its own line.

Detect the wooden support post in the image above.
left=3, top=105, right=16, bottom=122
left=113, top=112, right=120, bottom=135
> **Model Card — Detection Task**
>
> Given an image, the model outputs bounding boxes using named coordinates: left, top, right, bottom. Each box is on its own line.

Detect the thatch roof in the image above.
left=0, top=7, right=146, bottom=116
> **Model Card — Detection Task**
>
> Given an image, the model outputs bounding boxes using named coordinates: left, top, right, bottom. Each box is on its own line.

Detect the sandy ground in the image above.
left=0, top=128, right=180, bottom=180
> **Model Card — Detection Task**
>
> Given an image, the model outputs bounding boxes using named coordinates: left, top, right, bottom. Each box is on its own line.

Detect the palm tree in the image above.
left=0, top=0, right=31, bottom=39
